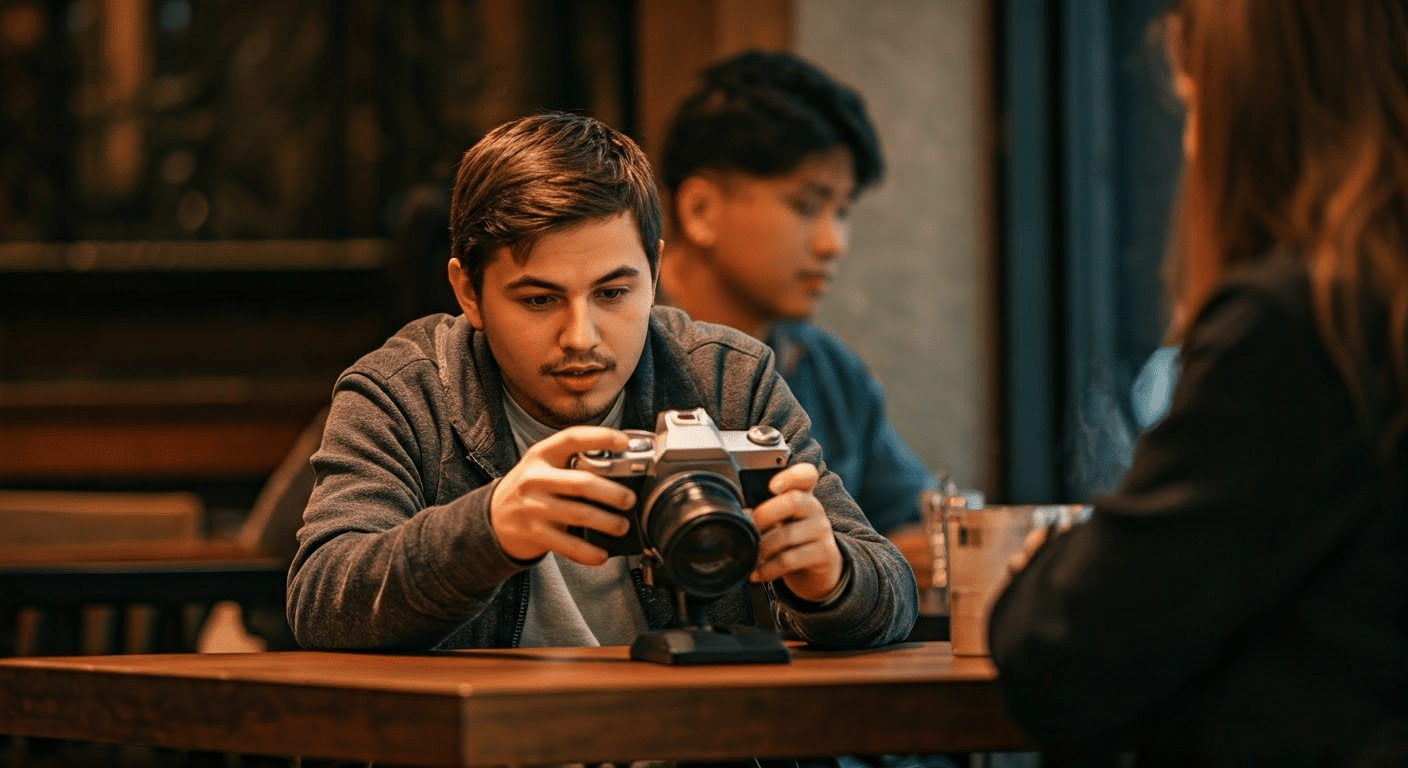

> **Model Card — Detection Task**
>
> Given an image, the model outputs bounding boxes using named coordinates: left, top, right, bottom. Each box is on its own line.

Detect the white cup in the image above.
left=945, top=504, right=1090, bottom=655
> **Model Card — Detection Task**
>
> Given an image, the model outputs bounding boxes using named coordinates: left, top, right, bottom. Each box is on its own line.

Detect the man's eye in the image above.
left=598, top=287, right=629, bottom=301
left=521, top=295, right=556, bottom=309
left=789, top=197, right=822, bottom=217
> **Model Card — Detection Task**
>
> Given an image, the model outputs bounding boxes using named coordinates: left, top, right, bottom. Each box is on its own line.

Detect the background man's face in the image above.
left=460, top=213, right=654, bottom=428
left=709, top=146, right=856, bottom=322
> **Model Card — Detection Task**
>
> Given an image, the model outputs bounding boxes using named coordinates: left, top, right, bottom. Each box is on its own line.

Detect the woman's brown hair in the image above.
left=1164, top=0, right=1408, bottom=438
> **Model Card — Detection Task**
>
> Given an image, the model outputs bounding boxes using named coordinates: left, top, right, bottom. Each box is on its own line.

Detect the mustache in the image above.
left=540, top=351, right=616, bottom=375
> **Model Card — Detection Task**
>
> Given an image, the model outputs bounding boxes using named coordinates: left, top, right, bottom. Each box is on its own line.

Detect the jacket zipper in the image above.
left=510, top=571, right=530, bottom=647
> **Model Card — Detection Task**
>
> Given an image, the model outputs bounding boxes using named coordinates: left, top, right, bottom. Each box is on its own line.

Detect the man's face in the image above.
left=707, top=146, right=857, bottom=322
left=452, top=213, right=656, bottom=428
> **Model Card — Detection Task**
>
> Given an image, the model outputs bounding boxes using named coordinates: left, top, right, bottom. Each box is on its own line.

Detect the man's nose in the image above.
left=560, top=300, right=602, bottom=350
left=812, top=213, right=848, bottom=261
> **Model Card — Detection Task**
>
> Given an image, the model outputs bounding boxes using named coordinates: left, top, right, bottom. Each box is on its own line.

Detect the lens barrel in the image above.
left=646, top=473, right=759, bottom=599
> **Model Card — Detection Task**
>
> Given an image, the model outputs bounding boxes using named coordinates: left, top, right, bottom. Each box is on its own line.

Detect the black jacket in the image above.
left=990, top=258, right=1408, bottom=766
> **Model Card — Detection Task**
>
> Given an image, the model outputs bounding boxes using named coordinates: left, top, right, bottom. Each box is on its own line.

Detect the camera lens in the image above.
left=645, top=473, right=759, bottom=599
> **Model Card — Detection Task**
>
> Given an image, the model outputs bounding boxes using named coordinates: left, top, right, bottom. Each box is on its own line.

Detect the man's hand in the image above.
left=489, top=426, right=637, bottom=565
left=749, top=462, right=845, bottom=602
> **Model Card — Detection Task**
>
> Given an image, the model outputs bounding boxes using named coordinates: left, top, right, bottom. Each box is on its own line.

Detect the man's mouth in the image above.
left=550, top=365, right=610, bottom=392
left=798, top=270, right=833, bottom=291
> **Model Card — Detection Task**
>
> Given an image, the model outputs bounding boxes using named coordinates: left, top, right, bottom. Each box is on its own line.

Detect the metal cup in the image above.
left=945, top=504, right=1090, bottom=655
left=920, top=483, right=984, bottom=616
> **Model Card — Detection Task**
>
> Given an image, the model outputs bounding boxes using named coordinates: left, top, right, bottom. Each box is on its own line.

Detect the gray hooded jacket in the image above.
left=286, top=306, right=918, bottom=651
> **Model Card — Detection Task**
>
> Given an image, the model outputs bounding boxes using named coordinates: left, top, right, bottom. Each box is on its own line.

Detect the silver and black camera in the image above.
left=569, top=407, right=790, bottom=600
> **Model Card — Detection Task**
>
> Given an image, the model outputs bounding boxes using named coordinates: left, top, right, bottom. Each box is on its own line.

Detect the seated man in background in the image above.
left=285, top=111, right=917, bottom=653
left=655, top=50, right=940, bottom=574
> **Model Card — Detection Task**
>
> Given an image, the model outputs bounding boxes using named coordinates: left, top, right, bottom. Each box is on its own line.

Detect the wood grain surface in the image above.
left=0, top=642, right=1028, bottom=765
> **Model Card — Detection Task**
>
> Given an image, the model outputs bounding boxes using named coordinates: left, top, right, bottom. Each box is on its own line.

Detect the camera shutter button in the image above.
left=627, top=437, right=654, bottom=453
left=746, top=425, right=783, bottom=446
left=583, top=449, right=611, bottom=459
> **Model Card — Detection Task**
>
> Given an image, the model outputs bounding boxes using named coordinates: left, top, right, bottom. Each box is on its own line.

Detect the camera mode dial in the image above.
left=746, top=425, right=783, bottom=446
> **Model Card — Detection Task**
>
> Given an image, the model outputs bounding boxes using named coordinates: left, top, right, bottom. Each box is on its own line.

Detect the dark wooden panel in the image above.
left=636, top=0, right=794, bottom=167
left=0, top=490, right=203, bottom=547
left=0, top=419, right=311, bottom=480
left=0, top=548, right=285, bottom=605
left=460, top=680, right=1018, bottom=762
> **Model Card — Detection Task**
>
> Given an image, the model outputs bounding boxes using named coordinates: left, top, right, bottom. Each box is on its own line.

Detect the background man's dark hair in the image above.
left=660, top=50, right=883, bottom=216
left=449, top=111, right=662, bottom=294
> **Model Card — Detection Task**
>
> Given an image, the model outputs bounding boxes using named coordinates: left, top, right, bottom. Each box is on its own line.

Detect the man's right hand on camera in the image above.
left=489, top=426, right=637, bottom=565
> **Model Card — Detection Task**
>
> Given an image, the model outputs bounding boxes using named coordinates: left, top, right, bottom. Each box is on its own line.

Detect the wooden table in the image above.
left=0, top=642, right=1028, bottom=765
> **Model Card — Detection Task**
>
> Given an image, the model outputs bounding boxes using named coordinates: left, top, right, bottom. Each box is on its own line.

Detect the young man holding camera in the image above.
left=285, top=112, right=917, bottom=652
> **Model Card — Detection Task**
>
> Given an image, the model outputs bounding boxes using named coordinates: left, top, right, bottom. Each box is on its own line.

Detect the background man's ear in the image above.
left=675, top=176, right=721, bottom=248
left=652, top=239, right=665, bottom=292
left=447, top=258, right=484, bottom=329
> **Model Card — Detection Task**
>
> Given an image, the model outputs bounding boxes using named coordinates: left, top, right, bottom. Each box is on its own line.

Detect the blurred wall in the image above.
left=799, top=0, right=991, bottom=488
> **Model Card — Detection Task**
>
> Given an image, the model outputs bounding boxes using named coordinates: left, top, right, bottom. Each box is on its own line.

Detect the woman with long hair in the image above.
left=988, top=1, right=1408, bottom=763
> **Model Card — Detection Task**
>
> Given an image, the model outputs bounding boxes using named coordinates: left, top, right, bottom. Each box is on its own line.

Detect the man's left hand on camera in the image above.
left=749, top=462, right=845, bottom=602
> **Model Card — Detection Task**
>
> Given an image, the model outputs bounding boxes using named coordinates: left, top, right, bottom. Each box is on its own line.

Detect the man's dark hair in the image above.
left=661, top=50, right=883, bottom=212
left=450, top=111, right=663, bottom=294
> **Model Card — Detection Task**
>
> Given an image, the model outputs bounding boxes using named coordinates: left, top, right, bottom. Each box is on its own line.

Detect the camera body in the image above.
left=569, top=407, right=790, bottom=599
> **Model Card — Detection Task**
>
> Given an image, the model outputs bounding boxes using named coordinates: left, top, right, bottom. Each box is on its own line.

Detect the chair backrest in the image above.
left=238, top=406, right=327, bottom=561
left=227, top=405, right=328, bottom=650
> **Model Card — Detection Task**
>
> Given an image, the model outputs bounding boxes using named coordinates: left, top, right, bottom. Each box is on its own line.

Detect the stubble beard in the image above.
left=534, top=394, right=615, bottom=429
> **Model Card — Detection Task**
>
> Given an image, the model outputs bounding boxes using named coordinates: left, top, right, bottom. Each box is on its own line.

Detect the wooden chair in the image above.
left=190, top=404, right=328, bottom=654
left=225, top=405, right=327, bottom=650
left=0, top=490, right=207, bottom=766
left=0, top=490, right=208, bottom=658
